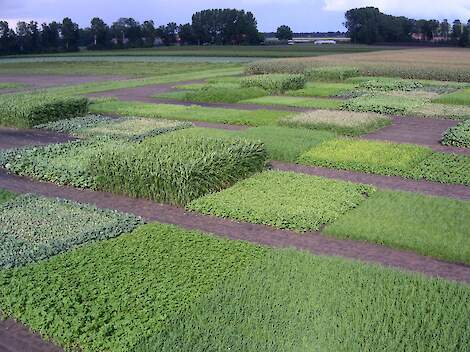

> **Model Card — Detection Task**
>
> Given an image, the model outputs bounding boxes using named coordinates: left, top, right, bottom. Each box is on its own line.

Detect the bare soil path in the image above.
left=0, top=127, right=76, bottom=149
left=0, top=74, right=128, bottom=93
left=363, top=116, right=470, bottom=155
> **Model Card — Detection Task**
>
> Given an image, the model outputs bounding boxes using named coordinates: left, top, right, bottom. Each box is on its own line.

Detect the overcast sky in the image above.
left=1, top=0, right=470, bottom=32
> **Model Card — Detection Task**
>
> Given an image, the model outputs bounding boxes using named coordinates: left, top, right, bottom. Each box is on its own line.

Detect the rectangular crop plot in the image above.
left=441, top=120, right=470, bottom=147
left=188, top=171, right=374, bottom=232
left=298, top=138, right=433, bottom=178
left=92, top=133, right=268, bottom=205
left=36, top=115, right=191, bottom=141
left=325, top=190, right=470, bottom=264
left=0, top=194, right=142, bottom=268
left=280, top=109, right=391, bottom=136
left=242, top=96, right=343, bottom=109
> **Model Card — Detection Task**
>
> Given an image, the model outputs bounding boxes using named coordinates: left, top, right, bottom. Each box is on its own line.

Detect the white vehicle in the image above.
left=314, top=40, right=337, bottom=45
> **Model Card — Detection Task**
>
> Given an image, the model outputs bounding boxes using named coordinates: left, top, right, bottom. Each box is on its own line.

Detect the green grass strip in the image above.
left=242, top=95, right=343, bottom=109
left=433, top=88, right=470, bottom=106
left=89, top=101, right=290, bottom=126
left=325, top=190, right=470, bottom=264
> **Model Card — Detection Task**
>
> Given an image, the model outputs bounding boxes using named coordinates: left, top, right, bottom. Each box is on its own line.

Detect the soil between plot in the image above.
left=0, top=127, right=76, bottom=149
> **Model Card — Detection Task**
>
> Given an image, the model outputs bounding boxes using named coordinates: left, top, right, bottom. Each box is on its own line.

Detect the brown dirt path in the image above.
left=0, top=319, right=62, bottom=352
left=0, top=127, right=76, bottom=149
left=363, top=116, right=470, bottom=155
left=1, top=168, right=470, bottom=284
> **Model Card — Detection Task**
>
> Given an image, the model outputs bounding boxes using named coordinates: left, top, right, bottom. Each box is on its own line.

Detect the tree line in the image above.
left=0, top=8, right=262, bottom=55
left=345, top=7, right=470, bottom=46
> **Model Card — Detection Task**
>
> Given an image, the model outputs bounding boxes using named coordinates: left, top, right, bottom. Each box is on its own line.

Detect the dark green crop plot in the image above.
left=188, top=171, right=374, bottom=232
left=0, top=194, right=142, bottom=268
left=0, top=223, right=266, bottom=352
left=137, top=249, right=470, bottom=352
left=325, top=190, right=470, bottom=264
left=441, top=120, right=470, bottom=147
left=0, top=189, right=16, bottom=205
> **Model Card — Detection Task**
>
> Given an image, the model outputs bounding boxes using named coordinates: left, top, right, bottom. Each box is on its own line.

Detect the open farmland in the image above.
left=1, top=46, right=470, bottom=352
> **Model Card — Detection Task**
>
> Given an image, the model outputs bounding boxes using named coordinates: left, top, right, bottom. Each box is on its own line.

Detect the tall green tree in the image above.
left=90, top=17, right=108, bottom=47
left=41, top=21, right=60, bottom=50
left=0, top=21, right=17, bottom=54
left=141, top=20, right=157, bottom=46
left=61, top=17, right=79, bottom=50
left=276, top=25, right=293, bottom=40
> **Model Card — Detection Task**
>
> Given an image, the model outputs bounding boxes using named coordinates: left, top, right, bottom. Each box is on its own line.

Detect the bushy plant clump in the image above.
left=0, top=92, right=88, bottom=128
left=92, top=134, right=268, bottom=205
left=240, top=74, right=306, bottom=93
left=138, top=249, right=470, bottom=352
left=325, top=190, right=470, bottom=264
left=341, top=93, right=426, bottom=115
left=357, top=77, right=424, bottom=92
left=0, top=138, right=129, bottom=188
left=305, top=66, right=360, bottom=81
left=188, top=171, right=374, bottom=232
left=0, top=223, right=266, bottom=351
left=245, top=60, right=312, bottom=75
left=298, top=139, right=433, bottom=178
left=0, top=194, right=142, bottom=268
left=280, top=109, right=391, bottom=136
left=441, top=120, right=470, bottom=147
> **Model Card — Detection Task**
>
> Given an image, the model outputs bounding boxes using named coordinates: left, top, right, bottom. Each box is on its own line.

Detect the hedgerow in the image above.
left=92, top=134, right=268, bottom=205
left=0, top=138, right=129, bottom=189
left=0, top=223, right=266, bottom=351
left=188, top=171, right=374, bottom=232
left=138, top=249, right=470, bottom=352
left=240, top=74, right=306, bottom=93
left=325, top=190, right=470, bottom=264
left=0, top=194, right=142, bottom=268
left=0, top=92, right=89, bottom=128
left=280, top=109, right=392, bottom=136
left=298, top=139, right=433, bottom=178
left=441, top=120, right=470, bottom=147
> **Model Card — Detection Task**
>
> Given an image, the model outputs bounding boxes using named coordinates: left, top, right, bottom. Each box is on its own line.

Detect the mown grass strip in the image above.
left=242, top=95, right=343, bottom=109
left=325, top=190, right=470, bottom=264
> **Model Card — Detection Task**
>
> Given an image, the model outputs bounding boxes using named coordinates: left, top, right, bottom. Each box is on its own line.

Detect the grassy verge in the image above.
left=325, top=190, right=470, bottom=264
left=0, top=82, right=27, bottom=89
left=188, top=171, right=374, bottom=232
left=89, top=101, right=290, bottom=126
left=137, top=248, right=470, bottom=352
left=0, top=194, right=142, bottom=268
left=0, top=223, right=266, bottom=351
left=280, top=109, right=391, bottom=136
left=242, top=96, right=343, bottom=109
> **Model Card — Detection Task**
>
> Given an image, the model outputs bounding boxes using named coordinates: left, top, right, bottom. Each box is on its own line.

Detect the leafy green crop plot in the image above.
left=441, top=120, right=470, bottom=147
left=280, top=109, right=391, bottom=136
left=137, top=248, right=470, bottom=352
left=306, top=66, right=360, bottom=81
left=92, top=134, right=267, bottom=205
left=0, top=138, right=130, bottom=188
left=411, top=103, right=470, bottom=120
left=0, top=223, right=266, bottom=351
left=188, top=171, right=374, bottom=232
left=0, top=194, right=142, bottom=268
left=242, top=95, right=343, bottom=109
left=416, top=152, right=470, bottom=186
left=89, top=101, right=289, bottom=126
left=325, top=190, right=470, bottom=264
left=36, top=115, right=191, bottom=141
left=0, top=92, right=88, bottom=128
left=298, top=138, right=433, bottom=178
left=341, top=92, right=427, bottom=115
